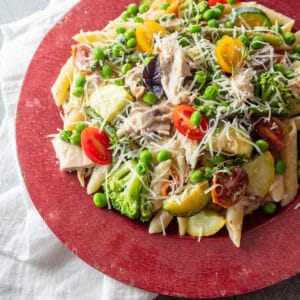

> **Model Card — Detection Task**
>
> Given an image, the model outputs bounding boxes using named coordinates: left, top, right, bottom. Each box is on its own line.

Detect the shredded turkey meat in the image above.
left=117, top=102, right=173, bottom=139
left=125, top=64, right=146, bottom=100
left=230, top=70, right=255, bottom=106
left=156, top=34, right=191, bottom=99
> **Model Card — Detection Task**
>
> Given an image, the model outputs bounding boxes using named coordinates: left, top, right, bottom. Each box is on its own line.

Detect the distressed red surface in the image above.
left=16, top=0, right=300, bottom=298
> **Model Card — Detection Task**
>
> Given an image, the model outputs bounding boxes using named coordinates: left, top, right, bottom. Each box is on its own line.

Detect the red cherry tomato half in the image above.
left=253, top=117, right=285, bottom=151
left=208, top=0, right=226, bottom=5
left=212, top=166, right=248, bottom=208
left=81, top=127, right=112, bottom=165
left=172, top=105, right=209, bottom=141
left=208, top=0, right=241, bottom=5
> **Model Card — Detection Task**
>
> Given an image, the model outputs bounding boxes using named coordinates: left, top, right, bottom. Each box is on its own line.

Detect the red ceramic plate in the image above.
left=16, top=0, right=300, bottom=298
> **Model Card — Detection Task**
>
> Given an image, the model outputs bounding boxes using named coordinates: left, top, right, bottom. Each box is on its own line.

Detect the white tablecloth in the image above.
left=0, top=0, right=157, bottom=299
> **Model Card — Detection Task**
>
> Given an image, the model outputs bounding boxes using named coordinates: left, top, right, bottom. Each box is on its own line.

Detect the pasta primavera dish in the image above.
left=51, top=0, right=300, bottom=247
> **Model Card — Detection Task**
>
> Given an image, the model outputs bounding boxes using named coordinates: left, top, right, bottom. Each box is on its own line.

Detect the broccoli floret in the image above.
left=254, top=71, right=295, bottom=113
left=104, top=160, right=153, bottom=222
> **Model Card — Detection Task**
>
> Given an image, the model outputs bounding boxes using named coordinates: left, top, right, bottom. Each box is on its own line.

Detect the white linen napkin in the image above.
left=0, top=0, right=157, bottom=299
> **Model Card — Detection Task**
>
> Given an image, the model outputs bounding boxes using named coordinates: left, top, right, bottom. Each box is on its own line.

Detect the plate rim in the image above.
left=15, top=0, right=300, bottom=298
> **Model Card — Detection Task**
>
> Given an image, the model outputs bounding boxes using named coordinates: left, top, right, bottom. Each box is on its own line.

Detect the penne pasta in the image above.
left=226, top=204, right=244, bottom=248
left=269, top=174, right=285, bottom=203
left=51, top=56, right=74, bottom=106
left=177, top=217, right=188, bottom=236
left=148, top=209, right=173, bottom=234
left=280, top=120, right=298, bottom=206
left=87, top=164, right=111, bottom=195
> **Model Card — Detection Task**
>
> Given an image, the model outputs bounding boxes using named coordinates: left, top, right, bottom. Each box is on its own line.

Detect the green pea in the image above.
left=139, top=4, right=149, bottom=14
left=215, top=3, right=225, bottom=12
left=126, top=37, right=137, bottom=48
left=92, top=47, right=106, bottom=60
left=297, top=168, right=300, bottom=180
left=112, top=43, right=125, bottom=57
left=168, top=13, right=176, bottom=19
left=190, top=111, right=202, bottom=126
left=140, top=150, right=152, bottom=165
left=136, top=162, right=148, bottom=175
left=59, top=130, right=72, bottom=143
left=69, top=131, right=81, bottom=145
left=121, top=63, right=133, bottom=75
left=274, top=63, right=284, bottom=73
left=225, top=21, right=234, bottom=28
left=127, top=3, right=139, bottom=15
left=143, top=92, right=158, bottom=105
left=237, top=34, right=249, bottom=45
left=195, top=70, right=207, bottom=84
left=204, top=85, right=219, bottom=99
left=72, top=86, right=84, bottom=97
left=101, top=64, right=113, bottom=78
left=157, top=150, right=171, bottom=163
left=93, top=193, right=107, bottom=208
left=283, top=70, right=294, bottom=79
left=160, top=15, right=168, bottom=22
left=75, top=123, right=88, bottom=134
left=263, top=202, right=277, bottom=214
left=161, top=3, right=170, bottom=10
left=75, top=75, right=86, bottom=87
left=213, top=8, right=222, bottom=19
left=124, top=29, right=136, bottom=40
left=227, top=0, right=237, bottom=4
left=179, top=37, right=190, bottom=47
left=251, top=37, right=264, bottom=50
left=203, top=9, right=215, bottom=21
left=190, top=170, right=204, bottom=183
left=188, top=25, right=202, bottom=34
left=294, top=45, right=300, bottom=54
left=198, top=1, right=209, bottom=13
left=204, top=166, right=214, bottom=178
left=134, top=16, right=144, bottom=23
left=114, top=79, right=125, bottom=86
left=275, top=160, right=287, bottom=174
left=208, top=19, right=219, bottom=28
left=297, top=160, right=300, bottom=168
left=116, top=26, right=126, bottom=34
left=270, top=25, right=283, bottom=34
left=284, top=32, right=296, bottom=45
left=121, top=11, right=132, bottom=21
left=255, top=139, right=269, bottom=153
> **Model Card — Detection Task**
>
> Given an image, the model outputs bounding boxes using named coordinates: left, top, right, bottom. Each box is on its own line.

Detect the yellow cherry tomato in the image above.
left=136, top=20, right=167, bottom=53
left=150, top=0, right=179, bottom=14
left=215, top=36, right=244, bottom=73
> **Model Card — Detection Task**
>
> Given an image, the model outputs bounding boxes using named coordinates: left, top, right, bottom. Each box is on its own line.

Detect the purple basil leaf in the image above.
left=142, top=55, right=163, bottom=99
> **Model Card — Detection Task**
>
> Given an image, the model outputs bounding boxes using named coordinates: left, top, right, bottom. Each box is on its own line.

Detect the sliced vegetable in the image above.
left=162, top=181, right=210, bottom=217
left=210, top=126, right=253, bottom=156
left=228, top=7, right=272, bottom=28
left=150, top=0, right=179, bottom=15
left=252, top=117, right=286, bottom=151
left=186, top=208, right=226, bottom=237
left=136, top=20, right=167, bottom=53
left=88, top=84, right=133, bottom=123
left=211, top=166, right=248, bottom=208
left=215, top=36, right=244, bottom=73
left=172, top=105, right=209, bottom=141
left=242, top=151, right=275, bottom=198
left=81, top=127, right=112, bottom=165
